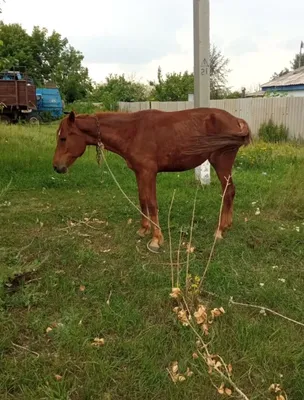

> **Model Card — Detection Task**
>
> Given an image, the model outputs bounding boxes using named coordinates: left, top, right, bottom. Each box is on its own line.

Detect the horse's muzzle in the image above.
left=53, top=165, right=67, bottom=174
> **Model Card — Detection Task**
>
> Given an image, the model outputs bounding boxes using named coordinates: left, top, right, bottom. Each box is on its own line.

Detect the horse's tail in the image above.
left=237, top=117, right=253, bottom=147
left=183, top=117, right=253, bottom=156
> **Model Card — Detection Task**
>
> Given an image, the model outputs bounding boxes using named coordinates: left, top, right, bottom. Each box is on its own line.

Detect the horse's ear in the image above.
left=68, top=111, right=76, bottom=123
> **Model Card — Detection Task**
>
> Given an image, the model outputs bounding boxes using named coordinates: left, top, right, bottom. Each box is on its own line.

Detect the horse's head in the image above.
left=53, top=111, right=88, bottom=174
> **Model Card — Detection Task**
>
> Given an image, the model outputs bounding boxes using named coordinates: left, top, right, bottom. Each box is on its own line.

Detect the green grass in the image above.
left=0, top=123, right=304, bottom=400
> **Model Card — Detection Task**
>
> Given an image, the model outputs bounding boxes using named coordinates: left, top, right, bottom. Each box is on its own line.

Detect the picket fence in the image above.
left=118, top=98, right=304, bottom=139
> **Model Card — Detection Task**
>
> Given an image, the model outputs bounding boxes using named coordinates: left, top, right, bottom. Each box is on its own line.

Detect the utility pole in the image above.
left=299, top=41, right=304, bottom=69
left=193, top=0, right=210, bottom=185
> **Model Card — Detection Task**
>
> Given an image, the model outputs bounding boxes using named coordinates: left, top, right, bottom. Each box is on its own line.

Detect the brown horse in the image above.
left=53, top=108, right=252, bottom=251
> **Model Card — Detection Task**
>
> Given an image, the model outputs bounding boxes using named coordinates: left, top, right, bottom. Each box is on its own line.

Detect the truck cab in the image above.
left=35, top=87, right=64, bottom=121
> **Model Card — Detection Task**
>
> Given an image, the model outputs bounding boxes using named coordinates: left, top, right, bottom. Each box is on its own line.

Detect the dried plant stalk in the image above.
left=176, top=228, right=184, bottom=288
left=230, top=298, right=304, bottom=328
left=198, top=175, right=231, bottom=291
left=182, top=296, right=250, bottom=400
left=186, top=188, right=198, bottom=296
left=168, top=189, right=176, bottom=289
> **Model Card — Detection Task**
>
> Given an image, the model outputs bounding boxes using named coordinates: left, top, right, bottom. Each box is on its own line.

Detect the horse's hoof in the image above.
left=147, top=240, right=160, bottom=253
left=158, top=235, right=164, bottom=246
left=215, top=229, right=223, bottom=240
left=137, top=228, right=150, bottom=238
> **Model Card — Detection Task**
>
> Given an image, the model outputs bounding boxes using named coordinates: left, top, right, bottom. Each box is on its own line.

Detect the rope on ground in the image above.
left=229, top=297, right=304, bottom=328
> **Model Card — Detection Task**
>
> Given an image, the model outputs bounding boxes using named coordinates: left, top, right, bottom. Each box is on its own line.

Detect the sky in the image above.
left=1, top=0, right=303, bottom=91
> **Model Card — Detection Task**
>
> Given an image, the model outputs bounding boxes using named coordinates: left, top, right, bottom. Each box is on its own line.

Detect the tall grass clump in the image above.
left=258, top=118, right=289, bottom=143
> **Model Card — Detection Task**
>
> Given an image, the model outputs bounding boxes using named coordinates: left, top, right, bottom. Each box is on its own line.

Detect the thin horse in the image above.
left=52, top=108, right=252, bottom=251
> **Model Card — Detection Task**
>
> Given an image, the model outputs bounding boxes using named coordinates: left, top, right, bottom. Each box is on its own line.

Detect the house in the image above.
left=245, top=90, right=265, bottom=98
left=260, top=66, right=304, bottom=97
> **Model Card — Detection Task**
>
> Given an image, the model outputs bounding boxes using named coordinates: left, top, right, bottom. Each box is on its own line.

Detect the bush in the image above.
left=100, top=93, right=119, bottom=111
left=258, top=118, right=289, bottom=143
left=66, top=101, right=104, bottom=115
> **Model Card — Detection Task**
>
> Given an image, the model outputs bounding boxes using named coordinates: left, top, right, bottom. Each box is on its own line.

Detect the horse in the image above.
left=52, top=108, right=252, bottom=252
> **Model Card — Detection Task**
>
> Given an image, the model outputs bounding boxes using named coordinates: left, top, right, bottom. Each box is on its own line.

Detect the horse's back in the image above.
left=133, top=107, right=240, bottom=127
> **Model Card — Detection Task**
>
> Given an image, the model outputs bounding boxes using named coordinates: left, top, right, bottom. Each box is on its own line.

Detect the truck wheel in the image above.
left=27, top=115, right=42, bottom=125
left=0, top=115, right=11, bottom=124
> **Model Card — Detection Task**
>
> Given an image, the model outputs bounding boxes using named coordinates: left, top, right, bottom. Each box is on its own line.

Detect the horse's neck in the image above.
left=96, top=113, right=135, bottom=155
left=98, top=112, right=134, bottom=129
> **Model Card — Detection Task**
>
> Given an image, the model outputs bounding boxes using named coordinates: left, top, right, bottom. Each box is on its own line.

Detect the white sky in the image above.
left=1, top=0, right=303, bottom=91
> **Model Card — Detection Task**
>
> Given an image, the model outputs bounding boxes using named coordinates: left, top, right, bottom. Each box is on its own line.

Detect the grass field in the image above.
left=0, top=123, right=304, bottom=400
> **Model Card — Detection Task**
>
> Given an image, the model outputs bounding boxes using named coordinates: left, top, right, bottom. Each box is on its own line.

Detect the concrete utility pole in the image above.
left=299, top=41, right=304, bottom=69
left=193, top=0, right=211, bottom=185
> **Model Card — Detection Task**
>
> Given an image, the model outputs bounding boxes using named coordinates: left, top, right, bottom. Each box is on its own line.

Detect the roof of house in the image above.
left=245, top=90, right=265, bottom=98
left=261, top=66, right=304, bottom=88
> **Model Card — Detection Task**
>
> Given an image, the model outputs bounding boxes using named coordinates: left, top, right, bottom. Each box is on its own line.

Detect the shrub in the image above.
left=66, top=101, right=104, bottom=115
left=258, top=118, right=289, bottom=143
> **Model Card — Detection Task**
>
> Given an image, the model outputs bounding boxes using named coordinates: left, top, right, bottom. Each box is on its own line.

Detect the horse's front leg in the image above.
left=135, top=171, right=151, bottom=237
left=137, top=204, right=151, bottom=238
left=136, top=170, right=163, bottom=252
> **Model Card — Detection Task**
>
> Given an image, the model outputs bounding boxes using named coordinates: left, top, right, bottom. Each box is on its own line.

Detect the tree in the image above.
left=49, top=45, right=93, bottom=103
left=0, top=39, right=15, bottom=71
left=149, top=45, right=230, bottom=101
left=270, top=68, right=289, bottom=81
left=90, top=74, right=149, bottom=110
left=209, top=44, right=231, bottom=98
left=290, top=53, right=304, bottom=70
left=225, top=90, right=243, bottom=99
left=0, top=22, right=34, bottom=72
left=0, top=22, right=92, bottom=102
left=271, top=49, right=304, bottom=79
left=149, top=67, right=193, bottom=101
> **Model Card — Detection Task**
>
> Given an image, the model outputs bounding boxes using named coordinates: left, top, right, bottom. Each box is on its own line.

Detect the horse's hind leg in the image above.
left=209, top=148, right=238, bottom=239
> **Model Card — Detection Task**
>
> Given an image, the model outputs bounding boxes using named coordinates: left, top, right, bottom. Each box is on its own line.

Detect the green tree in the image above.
left=149, top=45, right=230, bottom=101
left=149, top=67, right=193, bottom=101
left=90, top=74, right=149, bottom=110
left=30, top=27, right=92, bottom=101
left=290, top=53, right=304, bottom=70
left=0, top=22, right=92, bottom=102
left=270, top=68, right=289, bottom=81
left=0, top=39, right=15, bottom=70
left=271, top=49, right=304, bottom=78
left=50, top=45, right=92, bottom=103
left=29, top=26, right=66, bottom=84
left=209, top=44, right=231, bottom=98
left=0, top=22, right=34, bottom=72
left=225, top=90, right=243, bottom=99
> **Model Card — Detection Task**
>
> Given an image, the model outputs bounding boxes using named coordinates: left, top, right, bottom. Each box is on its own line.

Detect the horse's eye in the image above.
left=60, top=137, right=66, bottom=142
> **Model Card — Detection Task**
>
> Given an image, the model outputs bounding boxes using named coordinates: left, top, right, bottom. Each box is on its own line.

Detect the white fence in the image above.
left=118, top=98, right=304, bottom=139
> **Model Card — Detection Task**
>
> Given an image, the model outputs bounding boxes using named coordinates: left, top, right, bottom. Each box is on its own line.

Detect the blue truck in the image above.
left=0, top=69, right=65, bottom=123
